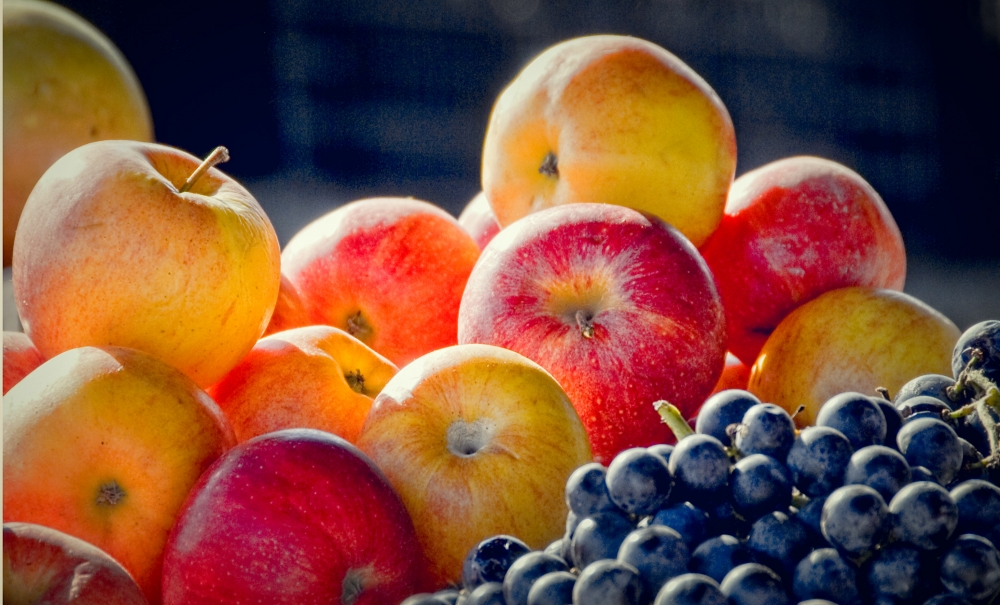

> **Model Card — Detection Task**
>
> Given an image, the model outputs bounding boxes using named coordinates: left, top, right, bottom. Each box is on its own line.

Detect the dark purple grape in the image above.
left=921, top=595, right=974, bottom=605
left=653, top=573, right=727, bottom=605
left=792, top=495, right=828, bottom=548
left=689, top=535, right=753, bottom=584
left=791, top=548, right=859, bottom=603
left=861, top=543, right=932, bottom=605
left=649, top=444, right=675, bottom=465
left=733, top=404, right=796, bottom=462
left=526, top=571, right=575, bottom=605
left=876, top=399, right=904, bottom=451
left=745, top=511, right=810, bottom=579
left=730, top=454, right=793, bottom=521
left=401, top=593, right=453, bottom=605
left=939, top=534, right=1000, bottom=600
left=502, top=551, right=569, bottom=605
left=606, top=448, right=672, bottom=516
left=695, top=390, right=761, bottom=447
left=572, top=559, right=643, bottom=605
left=898, top=395, right=952, bottom=423
left=953, top=437, right=988, bottom=483
left=896, top=418, right=964, bottom=485
left=820, top=485, right=889, bottom=558
left=648, top=501, right=709, bottom=549
left=844, top=445, right=911, bottom=503
left=894, top=373, right=960, bottom=407
left=910, top=465, right=939, bottom=484
left=668, top=434, right=730, bottom=506
left=815, top=391, right=887, bottom=450
left=786, top=426, right=853, bottom=498
left=463, top=535, right=532, bottom=590
left=956, top=407, right=993, bottom=459
left=617, top=525, right=690, bottom=600
left=719, top=563, right=790, bottom=605
left=951, top=479, right=1000, bottom=546
left=704, top=499, right=745, bottom=538
left=889, top=481, right=958, bottom=550
left=952, top=319, right=1000, bottom=384
left=570, top=511, right=636, bottom=570
left=543, top=538, right=565, bottom=559
left=466, top=582, right=505, bottom=605
left=565, top=463, right=616, bottom=517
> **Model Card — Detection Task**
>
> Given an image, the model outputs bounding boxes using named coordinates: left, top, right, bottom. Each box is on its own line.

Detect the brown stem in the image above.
left=575, top=310, right=595, bottom=339
left=875, top=387, right=891, bottom=401
left=178, top=145, right=229, bottom=193
left=539, top=152, right=558, bottom=177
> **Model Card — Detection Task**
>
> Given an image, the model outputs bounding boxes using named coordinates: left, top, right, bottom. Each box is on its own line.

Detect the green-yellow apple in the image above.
left=458, top=191, right=502, bottom=251
left=356, top=343, right=592, bottom=587
left=3, top=346, right=237, bottom=604
left=282, top=197, right=481, bottom=368
left=12, top=141, right=281, bottom=388
left=4, top=0, right=153, bottom=266
left=699, top=156, right=906, bottom=364
left=458, top=203, right=727, bottom=462
left=3, top=330, right=45, bottom=394
left=482, top=34, right=736, bottom=247
left=208, top=325, right=399, bottom=444
left=4, top=522, right=148, bottom=605
left=748, top=287, right=960, bottom=427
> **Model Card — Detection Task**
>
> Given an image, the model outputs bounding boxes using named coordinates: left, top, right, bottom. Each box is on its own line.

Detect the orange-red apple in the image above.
left=482, top=34, right=736, bottom=247
left=3, top=330, right=45, bottom=394
left=748, top=287, right=960, bottom=427
left=708, top=352, right=752, bottom=398
left=3, top=522, right=148, bottom=605
left=356, top=343, right=592, bottom=587
left=12, top=141, right=281, bottom=388
left=458, top=203, right=726, bottom=462
left=3, top=346, right=237, bottom=604
left=458, top=191, right=502, bottom=251
left=699, top=156, right=906, bottom=365
left=208, top=325, right=399, bottom=444
left=262, top=273, right=311, bottom=337
left=4, top=0, right=154, bottom=266
left=282, top=197, right=480, bottom=368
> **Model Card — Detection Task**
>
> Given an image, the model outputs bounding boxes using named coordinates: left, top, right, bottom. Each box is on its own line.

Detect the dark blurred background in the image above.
left=47, top=0, right=1000, bottom=329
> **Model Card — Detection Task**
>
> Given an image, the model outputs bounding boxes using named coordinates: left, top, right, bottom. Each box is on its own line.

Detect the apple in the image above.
left=3, top=330, right=45, bottom=394
left=3, top=522, right=148, bottom=605
left=356, top=343, right=593, bottom=587
left=161, top=428, right=427, bottom=605
left=457, top=203, right=726, bottom=463
left=12, top=141, right=281, bottom=388
left=282, top=197, right=481, bottom=368
left=262, top=273, right=311, bottom=337
left=699, top=156, right=906, bottom=365
left=481, top=34, right=736, bottom=248
left=707, top=352, right=752, bottom=398
left=208, top=325, right=399, bottom=445
left=748, top=287, right=960, bottom=427
left=4, top=0, right=153, bottom=266
left=457, top=191, right=502, bottom=251
left=3, top=346, right=237, bottom=604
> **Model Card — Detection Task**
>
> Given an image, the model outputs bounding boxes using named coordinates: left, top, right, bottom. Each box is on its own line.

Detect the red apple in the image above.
left=457, top=203, right=726, bottom=463
left=161, top=428, right=427, bottom=605
left=261, top=273, right=311, bottom=337
left=699, top=156, right=906, bottom=365
left=282, top=197, right=481, bottom=368
left=457, top=191, right=502, bottom=251
left=3, top=330, right=45, bottom=394
left=3, top=522, right=148, bottom=605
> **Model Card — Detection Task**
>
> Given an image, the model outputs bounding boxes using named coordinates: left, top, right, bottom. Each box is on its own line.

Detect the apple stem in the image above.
left=653, top=400, right=694, bottom=441
left=345, top=369, right=365, bottom=394
left=178, top=145, right=230, bottom=193
left=539, top=152, right=559, bottom=177
left=346, top=311, right=374, bottom=343
left=575, top=310, right=595, bottom=339
left=95, top=480, right=126, bottom=507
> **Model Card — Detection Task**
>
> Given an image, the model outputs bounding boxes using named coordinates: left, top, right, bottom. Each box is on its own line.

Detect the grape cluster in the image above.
left=401, top=320, right=1000, bottom=605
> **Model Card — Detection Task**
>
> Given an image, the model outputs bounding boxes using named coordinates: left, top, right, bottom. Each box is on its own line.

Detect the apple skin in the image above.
left=3, top=346, right=237, bottom=604
left=208, top=325, right=399, bottom=445
left=748, top=287, right=960, bottom=427
left=482, top=34, right=736, bottom=248
left=457, top=191, right=502, bottom=251
left=3, top=0, right=153, bottom=266
left=707, top=352, right=751, bottom=398
left=3, top=522, right=148, bottom=605
left=12, top=140, right=281, bottom=388
left=699, top=156, right=906, bottom=365
left=356, top=343, right=592, bottom=587
left=3, top=330, right=45, bottom=394
left=457, top=203, right=726, bottom=463
left=261, top=273, right=311, bottom=337
left=282, top=197, right=481, bottom=368
left=161, top=428, right=428, bottom=605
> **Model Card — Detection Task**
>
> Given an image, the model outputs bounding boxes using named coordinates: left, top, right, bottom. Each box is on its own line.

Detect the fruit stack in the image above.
left=4, top=2, right=1000, bottom=605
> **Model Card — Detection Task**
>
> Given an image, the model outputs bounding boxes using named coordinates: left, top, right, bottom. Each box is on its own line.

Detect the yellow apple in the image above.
left=482, top=34, right=736, bottom=247
left=4, top=0, right=154, bottom=266
left=748, top=287, right=961, bottom=427
left=356, top=344, right=592, bottom=587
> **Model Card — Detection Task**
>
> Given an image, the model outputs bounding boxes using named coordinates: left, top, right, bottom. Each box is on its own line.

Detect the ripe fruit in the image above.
left=356, top=343, right=592, bottom=586
left=458, top=191, right=502, bottom=251
left=3, top=346, right=236, bottom=604
left=12, top=141, right=281, bottom=388
left=282, top=197, right=481, bottom=368
left=262, top=273, right=311, bottom=337
left=2, top=330, right=44, bottom=394
left=458, top=203, right=726, bottom=462
left=3, top=0, right=154, bottom=266
left=481, top=34, right=736, bottom=247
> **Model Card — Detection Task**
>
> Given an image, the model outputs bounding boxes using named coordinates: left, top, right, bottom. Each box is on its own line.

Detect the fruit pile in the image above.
left=401, top=320, right=1000, bottom=605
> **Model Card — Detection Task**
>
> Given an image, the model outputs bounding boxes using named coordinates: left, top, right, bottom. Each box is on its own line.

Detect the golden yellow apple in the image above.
left=748, top=287, right=961, bottom=427
left=482, top=34, right=736, bottom=247
left=4, top=0, right=154, bottom=266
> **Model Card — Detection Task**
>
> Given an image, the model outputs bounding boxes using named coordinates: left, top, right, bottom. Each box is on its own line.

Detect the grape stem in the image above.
left=653, top=400, right=694, bottom=441
left=948, top=348, right=1000, bottom=468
